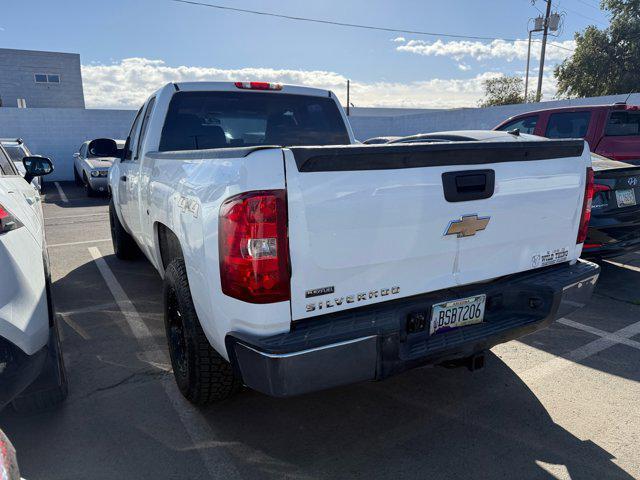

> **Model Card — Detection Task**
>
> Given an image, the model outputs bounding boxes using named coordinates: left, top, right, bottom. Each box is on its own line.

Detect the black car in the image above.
left=390, top=132, right=640, bottom=260
left=583, top=153, right=640, bottom=259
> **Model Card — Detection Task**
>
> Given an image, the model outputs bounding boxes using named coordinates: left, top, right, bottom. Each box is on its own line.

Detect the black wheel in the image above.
left=83, top=174, right=97, bottom=197
left=12, top=321, right=68, bottom=414
left=109, top=199, right=140, bottom=260
left=164, top=259, right=241, bottom=404
left=73, top=167, right=82, bottom=186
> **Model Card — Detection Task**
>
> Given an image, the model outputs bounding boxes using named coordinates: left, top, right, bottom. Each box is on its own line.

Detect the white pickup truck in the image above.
left=100, top=81, right=600, bottom=404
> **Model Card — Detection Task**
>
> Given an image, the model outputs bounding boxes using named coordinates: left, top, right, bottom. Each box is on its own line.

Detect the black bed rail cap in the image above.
left=290, top=139, right=585, bottom=172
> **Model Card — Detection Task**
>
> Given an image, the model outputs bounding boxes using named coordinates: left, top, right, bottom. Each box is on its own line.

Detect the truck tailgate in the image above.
left=284, top=140, right=589, bottom=320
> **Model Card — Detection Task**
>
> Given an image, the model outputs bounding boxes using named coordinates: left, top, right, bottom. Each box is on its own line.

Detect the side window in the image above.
left=79, top=143, right=87, bottom=158
left=605, top=111, right=640, bottom=136
left=135, top=97, right=156, bottom=160
left=496, top=116, right=539, bottom=134
left=545, top=112, right=591, bottom=139
left=0, top=146, right=18, bottom=175
left=123, top=107, right=144, bottom=161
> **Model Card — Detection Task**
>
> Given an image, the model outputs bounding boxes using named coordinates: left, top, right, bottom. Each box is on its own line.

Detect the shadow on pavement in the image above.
left=27, top=255, right=639, bottom=478
left=44, top=181, right=109, bottom=209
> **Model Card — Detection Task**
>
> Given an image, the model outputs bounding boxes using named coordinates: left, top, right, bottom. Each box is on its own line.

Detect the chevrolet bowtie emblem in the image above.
left=444, top=214, right=491, bottom=238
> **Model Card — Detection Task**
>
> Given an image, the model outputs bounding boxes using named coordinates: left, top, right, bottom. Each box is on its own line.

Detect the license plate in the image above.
left=616, top=189, right=637, bottom=208
left=430, top=294, right=486, bottom=335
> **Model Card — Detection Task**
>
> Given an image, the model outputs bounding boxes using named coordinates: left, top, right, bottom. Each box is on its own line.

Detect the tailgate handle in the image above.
left=442, top=169, right=495, bottom=202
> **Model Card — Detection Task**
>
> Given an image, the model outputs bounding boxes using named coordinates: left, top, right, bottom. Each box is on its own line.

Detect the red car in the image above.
left=495, top=102, right=640, bottom=163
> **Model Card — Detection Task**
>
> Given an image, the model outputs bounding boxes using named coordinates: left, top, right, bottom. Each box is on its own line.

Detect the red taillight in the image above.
left=593, top=183, right=611, bottom=194
left=577, top=167, right=595, bottom=244
left=584, top=243, right=602, bottom=249
left=0, top=205, right=22, bottom=233
left=219, top=190, right=290, bottom=303
left=234, top=81, right=283, bottom=91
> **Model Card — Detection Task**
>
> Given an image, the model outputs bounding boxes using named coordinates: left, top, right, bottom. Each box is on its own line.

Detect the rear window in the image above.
left=606, top=111, right=640, bottom=136
left=496, top=115, right=538, bottom=134
left=545, top=111, right=591, bottom=139
left=159, top=91, right=350, bottom=151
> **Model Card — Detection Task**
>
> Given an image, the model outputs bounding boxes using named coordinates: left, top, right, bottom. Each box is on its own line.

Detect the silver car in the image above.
left=73, top=139, right=124, bottom=196
left=0, top=138, right=42, bottom=191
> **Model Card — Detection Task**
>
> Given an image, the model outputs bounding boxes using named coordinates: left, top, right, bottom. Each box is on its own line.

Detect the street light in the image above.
left=524, top=17, right=544, bottom=102
left=524, top=12, right=560, bottom=103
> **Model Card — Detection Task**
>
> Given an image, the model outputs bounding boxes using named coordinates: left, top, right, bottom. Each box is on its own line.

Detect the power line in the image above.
left=575, top=0, right=601, bottom=9
left=562, top=6, right=608, bottom=26
left=170, top=0, right=575, bottom=51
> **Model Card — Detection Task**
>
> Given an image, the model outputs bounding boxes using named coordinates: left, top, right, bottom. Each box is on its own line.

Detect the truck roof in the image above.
left=171, top=81, right=334, bottom=98
left=504, top=103, right=639, bottom=118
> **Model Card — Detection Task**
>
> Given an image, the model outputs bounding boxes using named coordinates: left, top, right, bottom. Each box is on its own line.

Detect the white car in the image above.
left=0, top=146, right=67, bottom=412
left=0, top=138, right=42, bottom=191
left=102, top=81, right=599, bottom=403
left=73, top=139, right=125, bottom=197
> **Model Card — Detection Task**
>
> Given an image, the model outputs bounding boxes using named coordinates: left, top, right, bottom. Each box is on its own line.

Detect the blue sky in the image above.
left=1, top=0, right=609, bottom=108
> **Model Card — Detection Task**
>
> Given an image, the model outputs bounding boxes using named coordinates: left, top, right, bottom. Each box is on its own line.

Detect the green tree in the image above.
left=555, top=0, right=640, bottom=97
left=479, top=75, right=531, bottom=107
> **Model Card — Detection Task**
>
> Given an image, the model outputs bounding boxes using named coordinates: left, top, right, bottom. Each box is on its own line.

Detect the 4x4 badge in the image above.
left=444, top=214, right=490, bottom=238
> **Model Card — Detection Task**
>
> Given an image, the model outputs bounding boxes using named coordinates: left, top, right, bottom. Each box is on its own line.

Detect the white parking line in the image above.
left=48, top=238, right=111, bottom=248
left=54, top=182, right=68, bottom=203
left=520, top=316, right=640, bottom=383
left=88, top=247, right=242, bottom=480
left=46, top=212, right=108, bottom=220
left=605, top=258, right=640, bottom=273
left=558, top=317, right=640, bottom=350
left=58, top=313, right=91, bottom=340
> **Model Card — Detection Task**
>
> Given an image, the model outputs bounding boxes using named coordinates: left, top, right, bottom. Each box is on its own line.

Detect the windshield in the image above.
left=2, top=145, right=28, bottom=163
left=159, top=91, right=350, bottom=151
left=87, top=140, right=125, bottom=158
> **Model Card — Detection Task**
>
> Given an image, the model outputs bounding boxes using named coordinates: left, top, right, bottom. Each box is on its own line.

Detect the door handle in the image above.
left=442, top=169, right=495, bottom=202
left=120, top=175, right=127, bottom=182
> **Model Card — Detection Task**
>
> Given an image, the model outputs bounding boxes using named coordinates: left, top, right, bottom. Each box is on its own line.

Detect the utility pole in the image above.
left=524, top=29, right=533, bottom=102
left=535, top=0, right=552, bottom=102
left=346, top=80, right=350, bottom=116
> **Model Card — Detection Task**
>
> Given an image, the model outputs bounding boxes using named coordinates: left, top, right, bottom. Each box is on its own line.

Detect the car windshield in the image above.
left=159, top=91, right=350, bottom=151
left=2, top=145, right=28, bottom=163
left=87, top=140, right=125, bottom=158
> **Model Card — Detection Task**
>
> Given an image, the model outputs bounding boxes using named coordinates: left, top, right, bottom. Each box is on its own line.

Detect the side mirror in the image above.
left=23, top=156, right=53, bottom=184
left=73, top=152, right=80, bottom=158
left=88, top=138, right=118, bottom=158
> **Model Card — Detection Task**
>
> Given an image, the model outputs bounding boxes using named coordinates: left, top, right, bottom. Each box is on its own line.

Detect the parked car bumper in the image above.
left=226, top=259, right=600, bottom=398
left=584, top=212, right=640, bottom=259
left=87, top=176, right=109, bottom=192
left=0, top=336, right=47, bottom=410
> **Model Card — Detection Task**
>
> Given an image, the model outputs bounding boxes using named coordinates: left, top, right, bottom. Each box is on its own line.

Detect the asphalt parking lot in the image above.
left=1, top=181, right=639, bottom=479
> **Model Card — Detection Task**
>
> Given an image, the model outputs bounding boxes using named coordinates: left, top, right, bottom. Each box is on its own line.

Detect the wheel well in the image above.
left=157, top=223, right=184, bottom=270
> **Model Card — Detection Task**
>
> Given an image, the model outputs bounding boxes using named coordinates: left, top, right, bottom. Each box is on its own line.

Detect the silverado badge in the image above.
left=444, top=214, right=490, bottom=238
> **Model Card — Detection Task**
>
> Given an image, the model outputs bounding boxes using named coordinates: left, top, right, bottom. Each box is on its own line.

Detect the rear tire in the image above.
left=163, top=259, right=241, bottom=404
left=11, top=321, right=68, bottom=414
left=109, top=199, right=140, bottom=260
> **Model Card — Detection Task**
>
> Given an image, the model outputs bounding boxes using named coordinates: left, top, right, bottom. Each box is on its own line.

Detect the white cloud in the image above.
left=81, top=58, right=559, bottom=110
left=391, top=36, right=406, bottom=43
left=457, top=63, right=471, bottom=71
left=395, top=38, right=575, bottom=63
